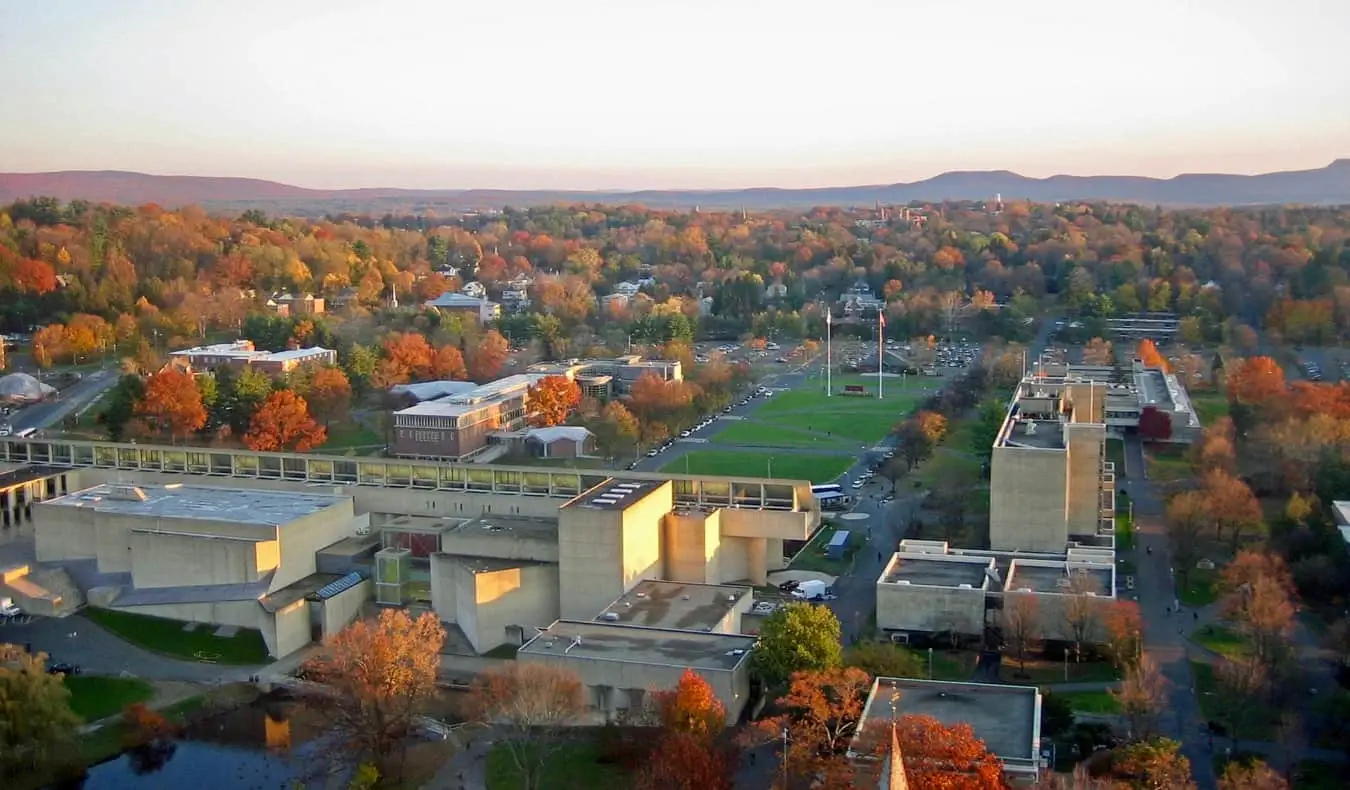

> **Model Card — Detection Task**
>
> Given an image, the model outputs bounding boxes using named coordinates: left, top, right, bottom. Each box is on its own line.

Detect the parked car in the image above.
left=47, top=661, right=81, bottom=676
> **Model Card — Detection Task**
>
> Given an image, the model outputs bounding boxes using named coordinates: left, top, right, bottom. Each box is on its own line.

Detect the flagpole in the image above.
left=878, top=312, right=885, bottom=401
left=826, top=310, right=832, bottom=397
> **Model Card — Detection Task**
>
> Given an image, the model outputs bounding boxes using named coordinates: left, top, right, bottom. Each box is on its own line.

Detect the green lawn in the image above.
left=486, top=739, right=629, bottom=790
left=713, top=420, right=844, bottom=448
left=317, top=421, right=384, bottom=453
left=1190, top=393, right=1230, bottom=426
left=753, top=380, right=927, bottom=444
left=1000, top=660, right=1123, bottom=685
left=789, top=525, right=861, bottom=575
left=63, top=675, right=154, bottom=722
left=1106, top=438, right=1127, bottom=479
left=1193, top=624, right=1252, bottom=660
left=902, top=647, right=978, bottom=681
left=1178, top=568, right=1219, bottom=607
left=661, top=450, right=854, bottom=482
left=1191, top=660, right=1278, bottom=739
left=1058, top=690, right=1122, bottom=714
left=1145, top=450, right=1193, bottom=481
left=1115, top=513, right=1135, bottom=551
left=85, top=608, right=271, bottom=665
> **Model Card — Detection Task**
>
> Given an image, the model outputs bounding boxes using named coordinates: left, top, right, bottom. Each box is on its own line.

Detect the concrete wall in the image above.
left=714, top=536, right=751, bottom=585
left=518, top=652, right=750, bottom=725
left=718, top=508, right=814, bottom=541
left=129, top=531, right=260, bottom=588
left=620, top=484, right=672, bottom=594
left=320, top=579, right=371, bottom=638
left=1065, top=423, right=1106, bottom=533
left=467, top=564, right=559, bottom=652
left=662, top=510, right=721, bottom=584
left=455, top=563, right=478, bottom=648
left=429, top=554, right=459, bottom=626
left=876, top=584, right=986, bottom=635
left=1005, top=590, right=1112, bottom=644
left=990, top=448, right=1069, bottom=552
left=440, top=531, right=559, bottom=563
left=273, top=503, right=356, bottom=590
left=270, top=599, right=311, bottom=659
left=557, top=508, right=623, bottom=620
left=111, top=599, right=263, bottom=631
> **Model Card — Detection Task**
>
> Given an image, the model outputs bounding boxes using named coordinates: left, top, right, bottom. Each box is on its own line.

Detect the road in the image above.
left=6, top=369, right=118, bottom=433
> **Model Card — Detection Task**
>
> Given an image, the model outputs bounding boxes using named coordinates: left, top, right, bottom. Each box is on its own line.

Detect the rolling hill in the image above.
left=1, top=160, right=1348, bottom=212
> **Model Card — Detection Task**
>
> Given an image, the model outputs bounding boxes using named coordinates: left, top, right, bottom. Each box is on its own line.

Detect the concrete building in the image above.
left=851, top=677, right=1043, bottom=784
left=989, top=377, right=1115, bottom=553
left=517, top=619, right=756, bottom=724
left=170, top=340, right=337, bottom=375
left=1105, top=312, right=1179, bottom=342
left=526, top=355, right=682, bottom=397
left=875, top=541, right=1116, bottom=645
left=597, top=579, right=752, bottom=634
left=1032, top=359, right=1200, bottom=442
left=32, top=482, right=369, bottom=659
left=425, top=292, right=501, bottom=323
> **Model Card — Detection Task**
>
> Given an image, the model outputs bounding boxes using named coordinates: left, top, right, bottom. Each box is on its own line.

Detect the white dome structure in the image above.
left=0, top=372, right=57, bottom=403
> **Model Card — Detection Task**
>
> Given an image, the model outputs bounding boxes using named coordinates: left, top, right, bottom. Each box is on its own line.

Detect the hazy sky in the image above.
left=2, top=0, right=1347, bottom=190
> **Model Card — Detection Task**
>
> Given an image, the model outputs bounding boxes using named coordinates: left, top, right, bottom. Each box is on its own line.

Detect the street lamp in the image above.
left=928, top=647, right=934, bottom=679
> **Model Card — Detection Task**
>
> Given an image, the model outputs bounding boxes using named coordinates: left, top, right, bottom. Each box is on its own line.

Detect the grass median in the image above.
left=662, top=450, right=854, bottom=482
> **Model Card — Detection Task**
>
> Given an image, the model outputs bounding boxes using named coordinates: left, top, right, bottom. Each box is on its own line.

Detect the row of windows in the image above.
left=398, top=429, right=444, bottom=443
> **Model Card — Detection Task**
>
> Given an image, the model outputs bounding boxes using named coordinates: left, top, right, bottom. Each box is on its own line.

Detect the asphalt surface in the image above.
left=7, top=368, right=118, bottom=433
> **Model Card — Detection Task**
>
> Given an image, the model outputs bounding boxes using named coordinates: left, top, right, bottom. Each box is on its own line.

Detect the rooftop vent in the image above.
left=106, top=485, right=148, bottom=502
left=1024, top=422, right=1038, bottom=436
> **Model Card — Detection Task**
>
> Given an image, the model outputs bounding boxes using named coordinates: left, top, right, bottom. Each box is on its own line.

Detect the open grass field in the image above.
left=1058, top=690, right=1122, bottom=714
left=1000, top=659, right=1123, bottom=685
left=486, top=740, right=629, bottom=790
left=1190, top=392, right=1230, bottom=426
left=63, top=675, right=154, bottom=722
left=1145, top=445, right=1193, bottom=481
left=1178, top=567, right=1219, bottom=607
left=713, top=420, right=843, bottom=448
left=317, top=421, right=384, bottom=454
left=1193, top=624, right=1252, bottom=660
left=84, top=608, right=270, bottom=665
left=752, top=376, right=930, bottom=443
left=662, top=450, right=854, bottom=482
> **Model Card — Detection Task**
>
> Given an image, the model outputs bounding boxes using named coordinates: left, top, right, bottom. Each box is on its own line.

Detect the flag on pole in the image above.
left=879, top=312, right=886, bottom=330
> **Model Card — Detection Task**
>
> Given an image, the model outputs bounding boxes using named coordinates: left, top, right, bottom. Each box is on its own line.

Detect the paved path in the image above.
left=11, top=368, right=118, bottom=432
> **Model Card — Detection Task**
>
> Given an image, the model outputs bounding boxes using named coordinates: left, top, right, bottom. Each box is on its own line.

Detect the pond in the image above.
left=70, top=693, right=351, bottom=790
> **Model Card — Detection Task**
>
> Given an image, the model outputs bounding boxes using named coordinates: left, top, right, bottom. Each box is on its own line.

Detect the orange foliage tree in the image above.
left=1201, top=469, right=1262, bottom=549
left=468, top=329, right=510, bottom=381
left=1226, top=356, right=1286, bottom=406
left=652, top=668, right=725, bottom=738
left=525, top=375, right=582, bottom=427
left=303, top=609, right=444, bottom=781
left=757, top=667, right=873, bottom=784
left=638, top=731, right=737, bottom=790
left=1102, top=600, right=1143, bottom=669
left=305, top=366, right=352, bottom=427
left=242, top=390, right=327, bottom=451
left=381, top=332, right=434, bottom=380
left=888, top=714, right=1007, bottom=789
left=1136, top=339, right=1168, bottom=371
left=429, top=344, right=468, bottom=380
left=134, top=368, right=206, bottom=441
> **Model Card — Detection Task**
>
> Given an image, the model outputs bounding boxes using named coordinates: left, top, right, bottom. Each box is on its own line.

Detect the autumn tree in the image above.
left=1191, top=418, right=1237, bottom=475
left=637, top=731, right=736, bottom=790
left=428, top=344, right=467, bottom=380
left=887, top=714, right=1007, bottom=790
left=588, top=400, right=640, bottom=459
left=752, top=602, right=843, bottom=688
left=134, top=368, right=207, bottom=441
left=380, top=332, right=433, bottom=382
left=1135, top=339, right=1168, bottom=371
left=1220, top=551, right=1296, bottom=678
left=1217, top=759, right=1289, bottom=790
left=0, top=644, right=81, bottom=778
left=650, top=668, right=725, bottom=738
left=525, top=375, right=582, bottom=427
left=1002, top=593, right=1040, bottom=673
left=1111, top=737, right=1196, bottom=790
left=1082, top=337, right=1114, bottom=366
left=757, top=666, right=873, bottom=784
left=898, top=410, right=948, bottom=470
left=1063, top=571, right=1106, bottom=667
left=466, top=663, right=585, bottom=790
left=1137, top=406, right=1172, bottom=441
left=243, top=390, right=327, bottom=451
left=31, top=324, right=67, bottom=368
left=1215, top=658, right=1269, bottom=745
left=304, top=366, right=352, bottom=428
left=1101, top=601, right=1143, bottom=670
left=1202, top=469, right=1262, bottom=549
left=468, top=329, right=510, bottom=381
left=303, top=609, right=444, bottom=782
left=1226, top=356, right=1285, bottom=407
left=1164, top=491, right=1210, bottom=587
left=1111, top=655, right=1167, bottom=742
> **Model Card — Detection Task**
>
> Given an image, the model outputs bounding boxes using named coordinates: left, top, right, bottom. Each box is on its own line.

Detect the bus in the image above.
left=810, top=484, right=851, bottom=511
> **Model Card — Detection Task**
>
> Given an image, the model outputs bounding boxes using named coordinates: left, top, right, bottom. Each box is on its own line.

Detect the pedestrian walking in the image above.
left=1193, top=611, right=1199, bottom=622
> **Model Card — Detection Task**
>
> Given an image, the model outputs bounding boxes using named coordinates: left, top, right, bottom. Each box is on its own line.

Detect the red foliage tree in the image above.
left=637, top=731, right=736, bottom=790
left=1137, top=406, right=1173, bottom=441
left=135, top=368, right=207, bottom=441
left=652, top=668, right=725, bottom=739
left=306, top=366, right=352, bottom=427
left=468, top=329, right=510, bottom=381
left=429, top=344, right=468, bottom=380
left=381, top=332, right=434, bottom=381
left=243, top=390, right=327, bottom=451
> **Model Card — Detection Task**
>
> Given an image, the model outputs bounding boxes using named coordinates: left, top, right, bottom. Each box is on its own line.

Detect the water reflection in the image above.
left=72, top=693, right=347, bottom=790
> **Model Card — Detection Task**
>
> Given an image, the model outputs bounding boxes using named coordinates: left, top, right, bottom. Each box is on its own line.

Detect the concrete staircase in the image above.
left=1, top=563, right=84, bottom=617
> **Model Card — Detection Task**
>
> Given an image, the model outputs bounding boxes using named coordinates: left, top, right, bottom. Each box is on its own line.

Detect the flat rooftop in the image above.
left=859, top=678, right=1040, bottom=764
left=566, top=478, right=666, bottom=511
left=881, top=554, right=993, bottom=589
left=519, top=620, right=756, bottom=671
left=450, top=556, right=550, bottom=574
left=598, top=580, right=750, bottom=631
left=371, top=513, right=467, bottom=533
left=1137, top=368, right=1175, bottom=409
left=42, top=483, right=346, bottom=526
left=446, top=513, right=559, bottom=540
left=1007, top=562, right=1113, bottom=595
left=0, top=465, right=67, bottom=489
left=1001, top=419, right=1064, bottom=450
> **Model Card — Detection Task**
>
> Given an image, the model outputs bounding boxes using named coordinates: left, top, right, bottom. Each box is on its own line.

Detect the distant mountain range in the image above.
left=2, top=160, right=1349, bottom=212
